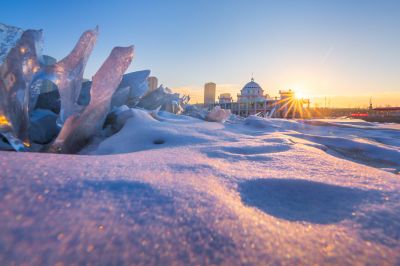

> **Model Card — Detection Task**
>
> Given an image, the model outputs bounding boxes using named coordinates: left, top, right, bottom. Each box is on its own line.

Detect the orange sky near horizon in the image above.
left=174, top=85, right=400, bottom=108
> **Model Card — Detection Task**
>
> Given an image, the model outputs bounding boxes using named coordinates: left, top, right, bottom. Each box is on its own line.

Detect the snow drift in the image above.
left=0, top=117, right=399, bottom=265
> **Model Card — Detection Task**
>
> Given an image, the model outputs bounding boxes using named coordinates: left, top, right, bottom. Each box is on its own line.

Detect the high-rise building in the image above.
left=204, top=82, right=216, bottom=105
left=148, top=76, right=158, bottom=92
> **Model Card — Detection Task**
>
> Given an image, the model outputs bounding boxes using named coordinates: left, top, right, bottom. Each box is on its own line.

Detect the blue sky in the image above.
left=2, top=0, right=400, bottom=106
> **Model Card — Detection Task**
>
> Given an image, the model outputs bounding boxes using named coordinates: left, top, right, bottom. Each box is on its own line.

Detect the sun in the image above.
left=295, top=92, right=304, bottom=99
left=294, top=89, right=306, bottom=100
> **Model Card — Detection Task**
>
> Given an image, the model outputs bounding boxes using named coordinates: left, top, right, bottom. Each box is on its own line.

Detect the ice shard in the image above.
left=49, top=46, right=134, bottom=154
left=0, top=23, right=24, bottom=64
left=37, top=27, right=98, bottom=125
left=137, top=85, right=188, bottom=114
left=119, top=70, right=150, bottom=105
left=0, top=28, right=43, bottom=150
left=79, top=70, right=151, bottom=107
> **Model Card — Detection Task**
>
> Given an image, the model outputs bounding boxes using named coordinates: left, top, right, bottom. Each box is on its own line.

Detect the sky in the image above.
left=2, top=0, right=400, bottom=107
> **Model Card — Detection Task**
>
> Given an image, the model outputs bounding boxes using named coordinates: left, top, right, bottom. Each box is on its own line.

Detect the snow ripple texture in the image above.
left=0, top=115, right=399, bottom=265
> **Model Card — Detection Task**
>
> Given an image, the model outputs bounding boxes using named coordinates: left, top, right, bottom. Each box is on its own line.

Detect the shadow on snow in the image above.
left=239, top=178, right=400, bottom=247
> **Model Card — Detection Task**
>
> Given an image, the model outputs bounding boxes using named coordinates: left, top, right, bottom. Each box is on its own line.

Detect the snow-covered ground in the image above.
left=0, top=114, right=399, bottom=265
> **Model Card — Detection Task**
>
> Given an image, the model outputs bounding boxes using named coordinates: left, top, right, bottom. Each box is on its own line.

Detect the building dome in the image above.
left=241, top=78, right=264, bottom=96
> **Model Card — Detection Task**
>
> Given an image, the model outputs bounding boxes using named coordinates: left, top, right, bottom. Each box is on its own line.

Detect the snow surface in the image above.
left=0, top=116, right=399, bottom=265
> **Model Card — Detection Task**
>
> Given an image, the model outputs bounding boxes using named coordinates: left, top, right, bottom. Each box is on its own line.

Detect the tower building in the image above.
left=204, top=82, right=216, bottom=105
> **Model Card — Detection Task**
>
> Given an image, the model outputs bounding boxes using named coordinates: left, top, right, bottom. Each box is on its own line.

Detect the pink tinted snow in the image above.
left=0, top=117, right=399, bottom=265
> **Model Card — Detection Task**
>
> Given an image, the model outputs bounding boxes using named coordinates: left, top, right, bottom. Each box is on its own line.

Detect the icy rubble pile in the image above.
left=0, top=23, right=224, bottom=154
left=182, top=105, right=232, bottom=123
left=137, top=85, right=189, bottom=114
left=0, top=23, right=134, bottom=154
left=205, top=106, right=231, bottom=122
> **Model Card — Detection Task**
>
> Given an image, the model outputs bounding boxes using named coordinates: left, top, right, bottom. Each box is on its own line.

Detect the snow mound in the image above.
left=93, top=109, right=211, bottom=155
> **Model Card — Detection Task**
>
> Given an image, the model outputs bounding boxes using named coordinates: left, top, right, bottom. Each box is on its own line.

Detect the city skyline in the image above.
left=2, top=0, right=400, bottom=107
left=177, top=79, right=400, bottom=108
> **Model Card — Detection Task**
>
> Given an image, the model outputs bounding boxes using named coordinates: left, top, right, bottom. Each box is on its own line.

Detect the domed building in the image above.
left=237, top=78, right=269, bottom=103
left=215, top=77, right=310, bottom=118
left=229, top=77, right=276, bottom=117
